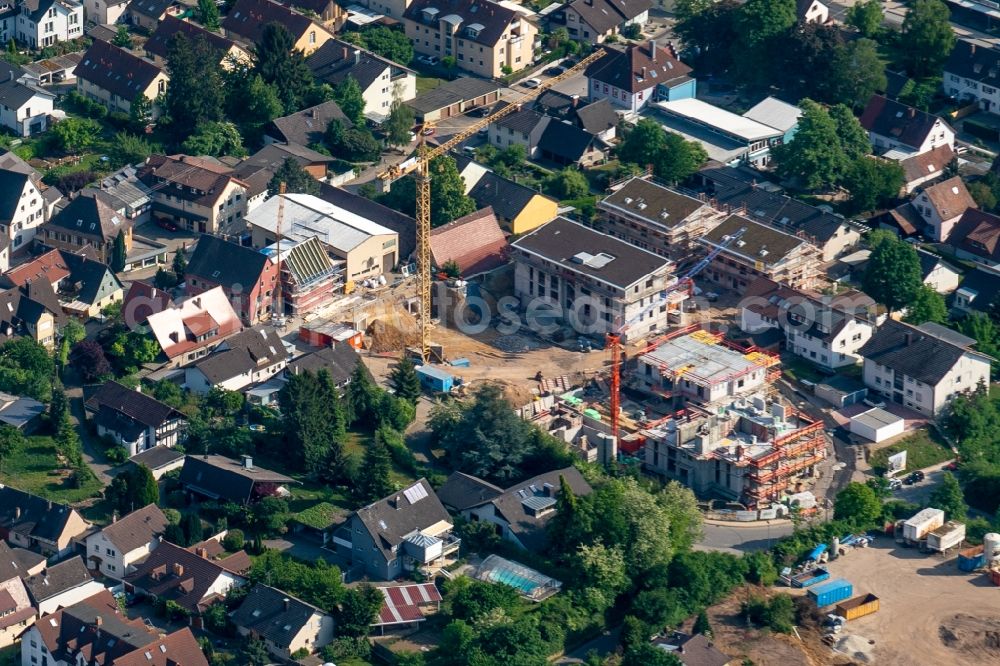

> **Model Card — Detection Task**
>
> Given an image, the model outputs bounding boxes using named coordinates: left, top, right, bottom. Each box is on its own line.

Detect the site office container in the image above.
left=834, top=593, right=880, bottom=621
left=808, top=578, right=853, bottom=607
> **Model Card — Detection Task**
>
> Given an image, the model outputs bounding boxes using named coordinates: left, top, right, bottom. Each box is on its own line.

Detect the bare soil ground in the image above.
left=813, top=537, right=1000, bottom=666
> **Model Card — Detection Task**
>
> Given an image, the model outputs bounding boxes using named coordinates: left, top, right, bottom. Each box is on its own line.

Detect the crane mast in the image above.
left=378, top=49, right=607, bottom=362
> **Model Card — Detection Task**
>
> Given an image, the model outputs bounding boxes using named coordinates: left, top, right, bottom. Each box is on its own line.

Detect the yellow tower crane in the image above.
left=376, top=48, right=607, bottom=362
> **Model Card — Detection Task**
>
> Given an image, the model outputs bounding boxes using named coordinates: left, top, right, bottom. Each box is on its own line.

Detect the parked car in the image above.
left=522, top=78, right=541, bottom=89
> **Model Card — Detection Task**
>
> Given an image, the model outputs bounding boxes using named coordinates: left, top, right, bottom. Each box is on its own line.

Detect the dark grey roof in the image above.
left=511, top=216, right=672, bottom=289
left=600, top=177, right=704, bottom=229
left=222, top=0, right=318, bottom=43
left=76, top=40, right=164, bottom=103
left=945, top=39, right=1000, bottom=88
left=230, top=584, right=325, bottom=648
left=488, top=467, right=592, bottom=552
left=536, top=120, right=598, bottom=163
left=404, top=0, right=518, bottom=47
left=24, top=556, right=95, bottom=604
left=574, top=98, right=617, bottom=135
left=47, top=190, right=130, bottom=242
left=308, top=39, right=409, bottom=90
left=0, top=541, right=44, bottom=582
left=436, top=471, right=503, bottom=511
left=179, top=454, right=295, bottom=503
left=955, top=268, right=1000, bottom=311
left=99, top=504, right=168, bottom=554
left=186, top=234, right=272, bottom=293
left=268, top=100, right=351, bottom=147
left=285, top=342, right=361, bottom=387
left=467, top=170, right=552, bottom=223
left=353, top=479, right=452, bottom=561
left=317, top=182, right=416, bottom=258
left=193, top=327, right=286, bottom=384
left=85, top=380, right=185, bottom=429
left=858, top=319, right=992, bottom=385
left=702, top=214, right=809, bottom=266
left=144, top=15, right=238, bottom=61
left=0, top=486, right=82, bottom=545
left=406, top=77, right=501, bottom=114
left=129, top=445, right=185, bottom=470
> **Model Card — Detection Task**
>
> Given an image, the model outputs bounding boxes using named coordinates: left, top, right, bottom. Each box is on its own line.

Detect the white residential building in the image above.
left=859, top=320, right=993, bottom=417
left=14, top=0, right=84, bottom=48
left=739, top=277, right=880, bottom=370
left=84, top=504, right=168, bottom=580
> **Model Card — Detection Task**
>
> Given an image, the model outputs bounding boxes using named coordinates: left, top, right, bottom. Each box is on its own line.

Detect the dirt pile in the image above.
left=366, top=314, right=420, bottom=353
left=938, top=614, right=1000, bottom=659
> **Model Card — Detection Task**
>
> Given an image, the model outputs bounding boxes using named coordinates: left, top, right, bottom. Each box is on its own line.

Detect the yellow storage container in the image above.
left=835, top=593, right=880, bottom=621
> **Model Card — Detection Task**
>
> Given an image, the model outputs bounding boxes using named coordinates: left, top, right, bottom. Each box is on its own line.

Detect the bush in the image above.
left=222, top=529, right=245, bottom=551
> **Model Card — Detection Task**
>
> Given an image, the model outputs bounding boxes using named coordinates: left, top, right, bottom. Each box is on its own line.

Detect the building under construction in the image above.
left=641, top=395, right=826, bottom=507
left=636, top=327, right=780, bottom=405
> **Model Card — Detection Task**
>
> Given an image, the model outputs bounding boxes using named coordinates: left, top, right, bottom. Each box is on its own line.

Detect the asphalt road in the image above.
left=698, top=521, right=796, bottom=554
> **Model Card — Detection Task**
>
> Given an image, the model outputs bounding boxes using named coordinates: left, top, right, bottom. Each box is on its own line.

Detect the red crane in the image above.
left=606, top=226, right=748, bottom=442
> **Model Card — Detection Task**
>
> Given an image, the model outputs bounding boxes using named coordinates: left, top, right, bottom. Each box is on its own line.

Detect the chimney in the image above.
left=242, top=455, right=253, bottom=470
left=172, top=563, right=184, bottom=577
left=649, top=39, right=657, bottom=62
left=283, top=598, right=290, bottom=611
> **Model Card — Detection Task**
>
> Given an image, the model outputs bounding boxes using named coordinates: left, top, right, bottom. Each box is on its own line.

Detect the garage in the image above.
left=849, top=407, right=905, bottom=443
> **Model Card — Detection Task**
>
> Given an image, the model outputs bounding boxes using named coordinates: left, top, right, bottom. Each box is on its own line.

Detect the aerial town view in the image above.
left=2, top=0, right=1000, bottom=664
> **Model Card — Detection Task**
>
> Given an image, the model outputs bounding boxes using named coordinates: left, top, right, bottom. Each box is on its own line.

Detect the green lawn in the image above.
left=869, top=428, right=954, bottom=474
left=0, top=435, right=103, bottom=504
left=416, top=76, right=444, bottom=94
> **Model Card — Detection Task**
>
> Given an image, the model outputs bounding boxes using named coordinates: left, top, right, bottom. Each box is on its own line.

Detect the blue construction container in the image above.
left=808, top=578, right=853, bottom=608
left=416, top=365, right=455, bottom=393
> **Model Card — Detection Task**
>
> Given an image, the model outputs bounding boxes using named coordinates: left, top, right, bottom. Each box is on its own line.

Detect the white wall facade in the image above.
left=17, top=1, right=84, bottom=48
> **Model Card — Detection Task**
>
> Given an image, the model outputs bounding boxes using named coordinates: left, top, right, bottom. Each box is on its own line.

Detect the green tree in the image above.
left=388, top=356, right=421, bottom=404
left=164, top=34, right=225, bottom=141
left=0, top=425, right=22, bottom=473
left=224, top=65, right=284, bottom=141
left=357, top=26, right=414, bottom=65
left=254, top=23, right=316, bottom=112
left=902, top=0, right=955, bottom=77
left=847, top=0, right=883, bottom=37
left=834, top=481, right=883, bottom=525
left=903, top=284, right=948, bottom=324
left=829, top=39, right=887, bottom=106
left=267, top=157, right=319, bottom=196
left=111, top=231, right=127, bottom=273
left=862, top=230, right=922, bottom=314
left=52, top=118, right=100, bottom=154
left=197, top=0, right=221, bottom=31
left=385, top=99, right=416, bottom=147
left=112, top=25, right=133, bottom=48
left=334, top=76, right=366, bottom=127
left=111, top=133, right=153, bottom=168
left=546, top=168, right=590, bottom=199
left=379, top=156, right=476, bottom=227
left=337, top=584, right=383, bottom=637
left=356, top=432, right=393, bottom=502
left=843, top=157, right=903, bottom=213
left=182, top=121, right=246, bottom=157
left=735, top=0, right=797, bottom=86
left=693, top=610, right=713, bottom=637
left=929, top=471, right=968, bottom=521
left=772, top=99, right=848, bottom=190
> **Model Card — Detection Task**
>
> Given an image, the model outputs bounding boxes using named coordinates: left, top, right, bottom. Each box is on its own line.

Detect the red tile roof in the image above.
left=429, top=207, right=507, bottom=276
